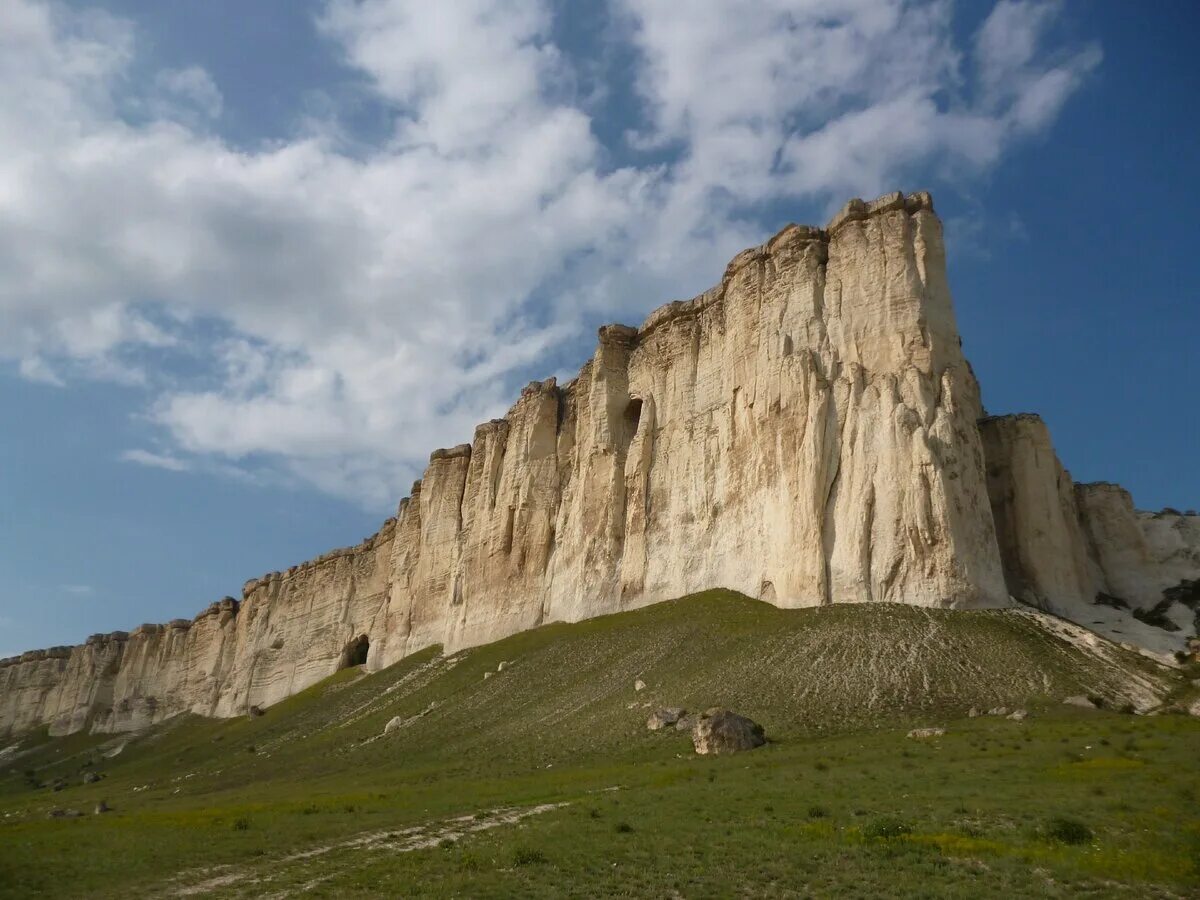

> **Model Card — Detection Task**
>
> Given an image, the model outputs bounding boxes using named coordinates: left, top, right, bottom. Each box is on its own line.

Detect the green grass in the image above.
left=0, top=591, right=1195, bottom=897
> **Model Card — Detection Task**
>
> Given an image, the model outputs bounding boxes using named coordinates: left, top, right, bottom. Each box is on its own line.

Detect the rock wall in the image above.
left=369, top=190, right=1010, bottom=675
left=979, top=413, right=1200, bottom=653
left=0, top=525, right=396, bottom=736
left=2, top=191, right=1196, bottom=738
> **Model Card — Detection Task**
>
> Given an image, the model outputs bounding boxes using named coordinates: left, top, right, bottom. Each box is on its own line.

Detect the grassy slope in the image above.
left=0, top=591, right=1196, bottom=897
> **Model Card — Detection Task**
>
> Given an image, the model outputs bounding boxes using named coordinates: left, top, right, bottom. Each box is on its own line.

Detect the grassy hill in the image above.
left=1, top=591, right=1197, bottom=897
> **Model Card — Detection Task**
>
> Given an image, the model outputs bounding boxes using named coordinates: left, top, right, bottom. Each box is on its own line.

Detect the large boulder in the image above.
left=691, top=708, right=765, bottom=755
left=646, top=707, right=687, bottom=731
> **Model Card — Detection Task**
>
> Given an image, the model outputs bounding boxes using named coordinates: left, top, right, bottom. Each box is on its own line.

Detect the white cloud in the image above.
left=18, top=355, right=64, bottom=386
left=120, top=448, right=191, bottom=472
left=0, top=0, right=1099, bottom=508
left=150, top=65, right=224, bottom=121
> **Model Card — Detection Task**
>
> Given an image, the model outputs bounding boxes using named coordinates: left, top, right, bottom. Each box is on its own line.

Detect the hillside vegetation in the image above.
left=1, top=591, right=1196, bottom=897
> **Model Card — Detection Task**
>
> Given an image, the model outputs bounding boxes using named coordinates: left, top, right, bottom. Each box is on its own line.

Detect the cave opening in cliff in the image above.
left=624, top=397, right=643, bottom=435
left=341, top=635, right=370, bottom=669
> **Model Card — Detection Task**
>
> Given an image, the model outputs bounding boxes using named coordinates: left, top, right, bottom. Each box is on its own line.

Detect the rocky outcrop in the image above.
left=979, top=413, right=1200, bottom=653
left=2, top=191, right=1196, bottom=739
left=0, top=525, right=397, bottom=736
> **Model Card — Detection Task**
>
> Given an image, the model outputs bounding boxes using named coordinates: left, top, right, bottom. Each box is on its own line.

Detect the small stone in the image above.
left=483, top=671, right=494, bottom=680
left=82, top=771, right=102, bottom=784
left=634, top=679, right=646, bottom=692
left=94, top=800, right=110, bottom=814
left=967, top=707, right=980, bottom=718
left=907, top=727, right=946, bottom=739
left=675, top=714, right=697, bottom=732
left=1007, top=709, right=1028, bottom=721
left=646, top=707, right=687, bottom=731
left=1062, top=695, right=1098, bottom=710
left=987, top=707, right=1008, bottom=717
left=383, top=715, right=403, bottom=735
left=496, top=661, right=509, bottom=672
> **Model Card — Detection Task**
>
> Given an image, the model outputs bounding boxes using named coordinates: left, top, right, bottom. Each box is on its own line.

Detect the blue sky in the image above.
left=1, top=0, right=1197, bottom=656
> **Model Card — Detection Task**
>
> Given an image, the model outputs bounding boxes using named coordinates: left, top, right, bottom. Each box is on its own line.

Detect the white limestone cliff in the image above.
left=2, top=191, right=1196, bottom=738
left=979, top=413, right=1199, bottom=654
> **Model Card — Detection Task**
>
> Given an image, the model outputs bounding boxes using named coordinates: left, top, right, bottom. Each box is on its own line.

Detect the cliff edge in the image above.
left=3, top=192, right=1197, bottom=738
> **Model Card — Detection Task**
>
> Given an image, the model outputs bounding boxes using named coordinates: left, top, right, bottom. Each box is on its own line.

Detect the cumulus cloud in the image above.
left=0, top=0, right=1099, bottom=508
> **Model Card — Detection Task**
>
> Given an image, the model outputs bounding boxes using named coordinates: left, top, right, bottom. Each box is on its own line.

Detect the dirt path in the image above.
left=165, top=801, right=568, bottom=898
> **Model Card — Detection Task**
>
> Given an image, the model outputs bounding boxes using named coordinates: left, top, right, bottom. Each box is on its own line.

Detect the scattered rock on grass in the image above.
left=1007, top=709, right=1028, bottom=721
left=634, top=679, right=646, bottom=692
left=94, top=800, right=110, bottom=814
left=383, top=716, right=403, bottom=735
left=82, top=772, right=102, bottom=784
left=692, top=708, right=765, bottom=755
left=907, top=727, right=945, bottom=740
left=987, top=707, right=1009, bottom=717
left=646, top=708, right=687, bottom=731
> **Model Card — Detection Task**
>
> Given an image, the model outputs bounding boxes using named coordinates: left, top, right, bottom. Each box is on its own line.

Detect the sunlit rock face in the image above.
left=979, top=414, right=1200, bottom=654
left=371, top=189, right=1010, bottom=677
left=2, top=192, right=1195, bottom=738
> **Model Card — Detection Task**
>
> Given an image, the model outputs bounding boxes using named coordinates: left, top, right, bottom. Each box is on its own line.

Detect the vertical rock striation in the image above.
left=2, top=191, right=1196, bottom=738
left=979, top=413, right=1200, bottom=650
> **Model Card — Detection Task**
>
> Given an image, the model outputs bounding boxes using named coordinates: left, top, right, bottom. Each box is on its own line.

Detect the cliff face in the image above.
left=370, top=190, right=1009, bottom=675
left=2, top=192, right=1197, bottom=738
left=979, top=414, right=1200, bottom=653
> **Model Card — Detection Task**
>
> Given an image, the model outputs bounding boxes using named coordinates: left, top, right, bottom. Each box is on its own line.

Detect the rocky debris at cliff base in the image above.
left=1007, top=709, right=1028, bottom=721
left=907, top=727, right=946, bottom=739
left=987, top=707, right=1009, bottom=717
left=1063, top=695, right=1100, bottom=709
left=691, top=708, right=765, bottom=755
left=646, top=708, right=687, bottom=731
left=967, top=707, right=981, bottom=717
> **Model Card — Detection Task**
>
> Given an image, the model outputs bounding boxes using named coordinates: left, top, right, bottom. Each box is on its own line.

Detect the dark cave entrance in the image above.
left=624, top=397, right=643, bottom=436
left=340, top=634, right=370, bottom=669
